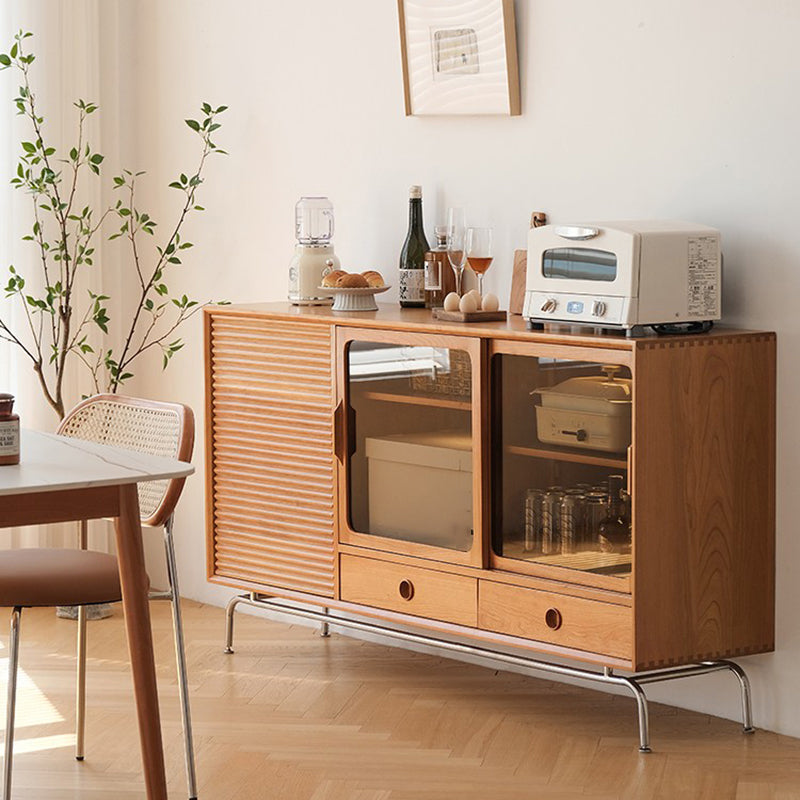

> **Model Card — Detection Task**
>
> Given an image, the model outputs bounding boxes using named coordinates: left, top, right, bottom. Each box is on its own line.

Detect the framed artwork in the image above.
left=398, top=0, right=520, bottom=116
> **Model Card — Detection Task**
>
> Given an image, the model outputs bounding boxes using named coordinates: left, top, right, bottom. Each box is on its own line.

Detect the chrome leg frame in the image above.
left=76, top=519, right=88, bottom=761
left=4, top=608, right=22, bottom=800
left=76, top=604, right=87, bottom=760
left=160, top=515, right=198, bottom=800
left=222, top=593, right=757, bottom=752
left=319, top=607, right=330, bottom=638
left=224, top=592, right=263, bottom=654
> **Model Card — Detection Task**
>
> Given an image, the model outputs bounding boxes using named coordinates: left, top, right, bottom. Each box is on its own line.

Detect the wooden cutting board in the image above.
left=508, top=249, right=527, bottom=315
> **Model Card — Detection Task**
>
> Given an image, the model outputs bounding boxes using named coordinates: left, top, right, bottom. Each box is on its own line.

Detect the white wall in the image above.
left=107, top=0, right=799, bottom=734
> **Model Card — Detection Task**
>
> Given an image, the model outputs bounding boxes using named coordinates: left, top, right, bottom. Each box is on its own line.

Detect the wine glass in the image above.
left=446, top=207, right=467, bottom=295
left=465, top=227, right=493, bottom=296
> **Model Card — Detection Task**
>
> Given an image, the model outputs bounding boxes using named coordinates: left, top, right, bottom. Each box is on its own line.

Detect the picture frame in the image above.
left=398, top=0, right=520, bottom=117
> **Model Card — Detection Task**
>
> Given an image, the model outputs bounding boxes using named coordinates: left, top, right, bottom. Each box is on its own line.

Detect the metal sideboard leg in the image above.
left=319, top=607, right=331, bottom=638
left=224, top=593, right=271, bottom=654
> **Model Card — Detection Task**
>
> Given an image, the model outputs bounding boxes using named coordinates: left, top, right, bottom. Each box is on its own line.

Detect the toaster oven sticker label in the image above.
left=687, top=236, right=719, bottom=317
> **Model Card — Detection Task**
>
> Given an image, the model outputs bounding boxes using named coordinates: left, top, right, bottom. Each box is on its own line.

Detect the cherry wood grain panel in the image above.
left=479, top=579, right=633, bottom=663
left=632, top=334, right=776, bottom=669
left=340, top=553, right=478, bottom=627
left=205, top=303, right=763, bottom=349
left=206, top=313, right=336, bottom=598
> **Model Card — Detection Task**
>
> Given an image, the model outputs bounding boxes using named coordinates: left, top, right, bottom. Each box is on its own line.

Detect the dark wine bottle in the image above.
left=398, top=185, right=429, bottom=308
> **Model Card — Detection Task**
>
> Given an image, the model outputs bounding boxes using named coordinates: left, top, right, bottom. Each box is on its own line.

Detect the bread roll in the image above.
left=321, top=270, right=346, bottom=287
left=337, top=273, right=369, bottom=288
left=362, top=270, right=385, bottom=287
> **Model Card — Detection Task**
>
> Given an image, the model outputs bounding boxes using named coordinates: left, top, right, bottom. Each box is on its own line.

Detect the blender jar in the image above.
left=296, top=196, right=334, bottom=245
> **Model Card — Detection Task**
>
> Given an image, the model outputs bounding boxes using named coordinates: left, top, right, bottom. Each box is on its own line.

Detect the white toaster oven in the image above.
left=522, top=220, right=721, bottom=334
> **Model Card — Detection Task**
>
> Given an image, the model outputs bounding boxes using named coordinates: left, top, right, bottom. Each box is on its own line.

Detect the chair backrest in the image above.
left=58, top=394, right=195, bottom=527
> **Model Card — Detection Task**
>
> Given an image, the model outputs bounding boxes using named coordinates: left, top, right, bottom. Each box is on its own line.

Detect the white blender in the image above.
left=288, top=196, right=340, bottom=305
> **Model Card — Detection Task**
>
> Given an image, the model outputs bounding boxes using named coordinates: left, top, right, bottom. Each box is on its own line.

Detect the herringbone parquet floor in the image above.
left=2, top=600, right=799, bottom=799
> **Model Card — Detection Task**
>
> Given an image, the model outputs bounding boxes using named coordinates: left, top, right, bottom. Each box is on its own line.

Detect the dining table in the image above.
left=0, top=429, right=194, bottom=800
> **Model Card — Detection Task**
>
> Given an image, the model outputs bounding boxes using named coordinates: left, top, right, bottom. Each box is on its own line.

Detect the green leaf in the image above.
left=10, top=43, right=17, bottom=59
left=90, top=153, right=104, bottom=164
left=185, top=119, right=200, bottom=132
left=0, top=54, right=11, bottom=67
left=22, top=141, right=35, bottom=153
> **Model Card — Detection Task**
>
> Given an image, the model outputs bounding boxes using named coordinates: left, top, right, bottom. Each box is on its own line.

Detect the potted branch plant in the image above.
left=0, top=30, right=228, bottom=620
left=0, top=30, right=228, bottom=419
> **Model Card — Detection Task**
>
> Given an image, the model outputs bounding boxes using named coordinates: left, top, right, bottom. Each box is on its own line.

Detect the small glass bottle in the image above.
left=598, top=474, right=631, bottom=554
left=424, top=227, right=456, bottom=308
left=0, top=393, right=20, bottom=466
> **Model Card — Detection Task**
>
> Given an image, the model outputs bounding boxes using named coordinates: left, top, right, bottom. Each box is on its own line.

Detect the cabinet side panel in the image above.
left=633, top=334, right=775, bottom=669
left=207, top=313, right=335, bottom=597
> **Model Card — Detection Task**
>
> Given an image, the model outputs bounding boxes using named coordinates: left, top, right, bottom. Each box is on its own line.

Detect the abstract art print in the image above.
left=398, top=0, right=520, bottom=116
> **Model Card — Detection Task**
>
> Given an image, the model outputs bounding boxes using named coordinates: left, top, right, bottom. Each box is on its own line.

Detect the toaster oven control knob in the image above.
left=540, top=298, right=557, bottom=313
left=592, top=300, right=607, bottom=317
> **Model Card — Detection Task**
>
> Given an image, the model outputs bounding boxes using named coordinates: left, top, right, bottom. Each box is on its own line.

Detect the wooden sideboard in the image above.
left=204, top=303, right=775, bottom=676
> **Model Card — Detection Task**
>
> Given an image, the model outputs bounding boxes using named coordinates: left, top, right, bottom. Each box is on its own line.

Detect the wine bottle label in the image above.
left=0, top=420, right=20, bottom=456
left=399, top=269, right=425, bottom=302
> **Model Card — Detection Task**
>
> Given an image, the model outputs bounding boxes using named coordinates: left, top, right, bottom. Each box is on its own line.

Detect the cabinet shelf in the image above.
left=360, top=390, right=471, bottom=412
left=501, top=542, right=632, bottom=576
left=505, top=443, right=627, bottom=469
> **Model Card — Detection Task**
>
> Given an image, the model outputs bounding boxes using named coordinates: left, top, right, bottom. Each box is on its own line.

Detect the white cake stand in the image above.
left=320, top=285, right=390, bottom=312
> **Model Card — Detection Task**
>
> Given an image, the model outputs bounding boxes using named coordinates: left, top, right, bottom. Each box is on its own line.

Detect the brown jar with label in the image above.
left=0, top=393, right=20, bottom=465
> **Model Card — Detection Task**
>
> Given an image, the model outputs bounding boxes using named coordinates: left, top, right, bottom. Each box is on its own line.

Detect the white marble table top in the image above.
left=0, top=429, right=194, bottom=497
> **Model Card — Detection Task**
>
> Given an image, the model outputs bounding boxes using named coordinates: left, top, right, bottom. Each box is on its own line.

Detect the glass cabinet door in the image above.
left=491, top=346, right=633, bottom=587
left=339, top=332, right=479, bottom=560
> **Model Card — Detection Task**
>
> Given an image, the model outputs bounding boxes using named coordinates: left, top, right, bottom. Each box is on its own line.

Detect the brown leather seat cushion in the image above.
left=0, top=549, right=123, bottom=608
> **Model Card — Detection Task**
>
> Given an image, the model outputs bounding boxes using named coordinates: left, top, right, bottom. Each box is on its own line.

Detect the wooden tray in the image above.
left=432, top=309, right=507, bottom=323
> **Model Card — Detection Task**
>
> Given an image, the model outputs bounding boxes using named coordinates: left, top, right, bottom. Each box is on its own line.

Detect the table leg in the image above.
left=114, top=483, right=167, bottom=800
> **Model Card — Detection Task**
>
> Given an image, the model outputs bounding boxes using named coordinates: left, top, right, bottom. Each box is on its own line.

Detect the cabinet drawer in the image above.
left=340, top=554, right=477, bottom=627
left=479, top=580, right=632, bottom=660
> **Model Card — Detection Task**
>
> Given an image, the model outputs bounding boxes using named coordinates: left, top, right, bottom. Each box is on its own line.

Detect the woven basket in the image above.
left=409, top=349, right=471, bottom=399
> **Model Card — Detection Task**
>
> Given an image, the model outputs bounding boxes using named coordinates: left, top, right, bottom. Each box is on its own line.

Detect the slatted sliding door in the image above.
left=205, top=312, right=336, bottom=598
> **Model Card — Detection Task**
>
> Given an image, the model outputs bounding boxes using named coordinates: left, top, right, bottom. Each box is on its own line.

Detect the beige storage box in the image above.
left=365, top=430, right=472, bottom=551
left=533, top=366, right=632, bottom=453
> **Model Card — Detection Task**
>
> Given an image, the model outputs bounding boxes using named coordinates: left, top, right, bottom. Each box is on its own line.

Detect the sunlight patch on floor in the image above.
left=0, top=659, right=65, bottom=728
left=7, top=733, right=74, bottom=755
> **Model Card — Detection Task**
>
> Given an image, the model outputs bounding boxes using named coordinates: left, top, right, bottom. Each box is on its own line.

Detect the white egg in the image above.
left=481, top=293, right=500, bottom=312
left=459, top=293, right=479, bottom=313
left=466, top=289, right=482, bottom=305
left=443, top=292, right=461, bottom=312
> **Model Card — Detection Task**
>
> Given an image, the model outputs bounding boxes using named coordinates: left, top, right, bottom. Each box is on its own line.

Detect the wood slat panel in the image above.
left=207, top=313, right=336, bottom=598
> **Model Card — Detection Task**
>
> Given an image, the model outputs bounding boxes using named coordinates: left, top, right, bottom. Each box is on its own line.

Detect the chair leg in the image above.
left=163, top=516, right=198, bottom=800
left=75, top=604, right=87, bottom=760
left=4, top=607, right=22, bottom=800
left=75, top=519, right=88, bottom=761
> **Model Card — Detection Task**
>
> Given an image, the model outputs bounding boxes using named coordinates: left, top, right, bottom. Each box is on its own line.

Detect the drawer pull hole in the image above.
left=545, top=608, right=562, bottom=630
left=398, top=580, right=415, bottom=601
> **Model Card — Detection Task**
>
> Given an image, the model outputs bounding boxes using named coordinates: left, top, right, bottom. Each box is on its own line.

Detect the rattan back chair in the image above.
left=57, top=394, right=197, bottom=800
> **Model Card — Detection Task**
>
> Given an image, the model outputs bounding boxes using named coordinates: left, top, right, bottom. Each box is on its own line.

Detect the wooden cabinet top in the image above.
left=205, top=302, right=773, bottom=351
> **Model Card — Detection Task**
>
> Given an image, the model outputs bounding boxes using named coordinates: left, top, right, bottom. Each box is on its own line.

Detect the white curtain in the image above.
left=1, top=1, right=111, bottom=550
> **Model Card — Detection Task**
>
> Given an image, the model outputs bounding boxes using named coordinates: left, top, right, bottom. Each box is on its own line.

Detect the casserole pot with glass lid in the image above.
left=531, top=365, right=632, bottom=452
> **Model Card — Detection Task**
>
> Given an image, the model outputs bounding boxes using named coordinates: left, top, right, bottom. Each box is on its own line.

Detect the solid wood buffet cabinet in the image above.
left=204, top=303, right=775, bottom=735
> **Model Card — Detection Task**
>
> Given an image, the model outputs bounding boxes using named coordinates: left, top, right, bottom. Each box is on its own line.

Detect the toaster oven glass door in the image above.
left=527, top=226, right=639, bottom=298
left=542, top=248, right=617, bottom=282
left=490, top=348, right=632, bottom=588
